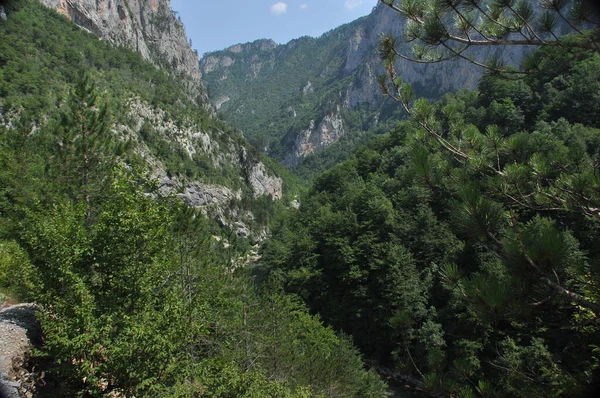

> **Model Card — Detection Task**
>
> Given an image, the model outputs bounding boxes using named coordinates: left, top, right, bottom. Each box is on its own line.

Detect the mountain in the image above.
left=39, top=0, right=208, bottom=105
left=0, top=2, right=392, bottom=395
left=199, top=3, right=532, bottom=169
left=1, top=0, right=284, bottom=242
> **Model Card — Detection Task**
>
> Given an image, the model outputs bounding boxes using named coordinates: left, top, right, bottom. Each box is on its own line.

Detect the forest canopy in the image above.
left=260, top=14, right=600, bottom=395
left=0, top=1, right=386, bottom=396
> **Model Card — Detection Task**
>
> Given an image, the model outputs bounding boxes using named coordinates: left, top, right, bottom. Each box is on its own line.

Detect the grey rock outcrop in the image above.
left=226, top=39, right=277, bottom=54
left=247, top=162, right=283, bottom=199
left=38, top=0, right=207, bottom=104
left=200, top=39, right=277, bottom=75
left=214, top=96, right=231, bottom=110
left=122, top=99, right=281, bottom=241
left=124, top=99, right=282, bottom=200
left=0, top=304, right=40, bottom=398
left=158, top=178, right=239, bottom=210
left=0, top=6, right=7, bottom=22
left=302, top=81, right=314, bottom=96
left=158, top=178, right=255, bottom=238
left=284, top=106, right=345, bottom=167
left=340, top=3, right=525, bottom=107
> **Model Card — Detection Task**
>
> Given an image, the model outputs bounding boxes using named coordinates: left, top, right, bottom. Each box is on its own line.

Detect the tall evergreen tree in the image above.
left=49, top=72, right=124, bottom=220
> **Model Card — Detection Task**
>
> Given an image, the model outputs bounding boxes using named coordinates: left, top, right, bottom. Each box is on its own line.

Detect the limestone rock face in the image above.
left=124, top=99, right=282, bottom=196
left=38, top=0, right=206, bottom=102
left=214, top=96, right=230, bottom=110
left=199, top=3, right=537, bottom=164
left=247, top=162, right=283, bottom=199
left=284, top=106, right=345, bottom=167
left=340, top=3, right=526, bottom=107
left=344, top=26, right=368, bottom=73
left=199, top=39, right=277, bottom=75
left=122, top=99, right=282, bottom=241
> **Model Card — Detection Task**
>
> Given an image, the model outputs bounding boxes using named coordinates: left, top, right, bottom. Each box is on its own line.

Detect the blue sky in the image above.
left=170, top=0, right=377, bottom=57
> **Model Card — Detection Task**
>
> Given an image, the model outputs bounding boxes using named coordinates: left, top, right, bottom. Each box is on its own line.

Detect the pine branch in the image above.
left=505, top=3, right=548, bottom=44
left=379, top=0, right=600, bottom=51
left=392, top=46, right=463, bottom=64
left=508, top=211, right=600, bottom=315
left=450, top=2, right=493, bottom=42
left=440, top=41, right=527, bottom=76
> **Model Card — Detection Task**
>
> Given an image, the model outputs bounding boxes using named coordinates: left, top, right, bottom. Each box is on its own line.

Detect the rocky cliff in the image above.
left=120, top=98, right=283, bottom=240
left=1, top=0, right=283, bottom=242
left=283, top=106, right=345, bottom=167
left=199, top=3, right=532, bottom=166
left=39, top=0, right=207, bottom=104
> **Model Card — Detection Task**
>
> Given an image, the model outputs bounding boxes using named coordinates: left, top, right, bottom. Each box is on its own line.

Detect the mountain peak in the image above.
left=38, top=0, right=200, bottom=80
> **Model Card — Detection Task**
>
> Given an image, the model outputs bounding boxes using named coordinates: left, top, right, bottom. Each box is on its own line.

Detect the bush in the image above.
left=0, top=240, right=39, bottom=301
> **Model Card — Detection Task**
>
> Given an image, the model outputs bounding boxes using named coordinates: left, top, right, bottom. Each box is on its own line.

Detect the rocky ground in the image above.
left=0, top=303, right=40, bottom=398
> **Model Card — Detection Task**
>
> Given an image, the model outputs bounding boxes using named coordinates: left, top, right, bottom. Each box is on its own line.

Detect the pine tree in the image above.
left=49, top=72, right=125, bottom=222
left=378, top=0, right=600, bottom=75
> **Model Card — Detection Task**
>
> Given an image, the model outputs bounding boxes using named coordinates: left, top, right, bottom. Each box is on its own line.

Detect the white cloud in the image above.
left=270, top=2, right=288, bottom=15
left=345, top=0, right=364, bottom=10
left=300, top=3, right=308, bottom=9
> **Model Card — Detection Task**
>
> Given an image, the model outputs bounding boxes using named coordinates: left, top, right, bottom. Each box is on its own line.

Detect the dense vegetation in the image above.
left=4, top=0, right=600, bottom=396
left=200, top=18, right=418, bottom=167
left=200, top=2, right=515, bottom=172
left=259, top=42, right=600, bottom=396
left=206, top=36, right=356, bottom=159
left=292, top=106, right=408, bottom=180
left=0, top=0, right=305, bottom=241
left=0, top=0, right=262, bottom=191
left=0, top=0, right=386, bottom=396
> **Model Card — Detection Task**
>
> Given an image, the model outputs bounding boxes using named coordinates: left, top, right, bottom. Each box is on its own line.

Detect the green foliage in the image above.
left=260, top=42, right=600, bottom=396
left=202, top=23, right=420, bottom=175
left=0, top=1, right=387, bottom=396
left=6, top=159, right=384, bottom=396
left=0, top=240, right=39, bottom=300
left=0, top=0, right=284, bottom=197
left=46, top=71, right=123, bottom=210
left=377, top=0, right=600, bottom=76
left=259, top=133, right=461, bottom=361
left=5, top=0, right=600, bottom=396
left=203, top=33, right=351, bottom=158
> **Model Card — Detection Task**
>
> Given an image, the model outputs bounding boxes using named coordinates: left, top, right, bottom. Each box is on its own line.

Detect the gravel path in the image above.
left=0, top=304, right=40, bottom=398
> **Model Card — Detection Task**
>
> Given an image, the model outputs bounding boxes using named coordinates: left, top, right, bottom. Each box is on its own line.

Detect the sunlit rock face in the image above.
left=198, top=3, right=536, bottom=164
left=283, top=107, right=345, bottom=167
left=122, top=98, right=282, bottom=241
left=38, top=0, right=207, bottom=105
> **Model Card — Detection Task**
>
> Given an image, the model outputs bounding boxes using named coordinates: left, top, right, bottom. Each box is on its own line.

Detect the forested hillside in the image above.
left=199, top=2, right=537, bottom=175
left=0, top=0, right=293, bottom=242
left=3, top=0, right=600, bottom=396
left=0, top=0, right=387, bottom=396
left=259, top=34, right=600, bottom=396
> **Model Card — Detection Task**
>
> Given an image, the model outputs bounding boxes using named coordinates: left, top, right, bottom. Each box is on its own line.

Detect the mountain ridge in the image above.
left=39, top=0, right=210, bottom=107
left=199, top=2, right=532, bottom=168
left=1, top=0, right=285, bottom=242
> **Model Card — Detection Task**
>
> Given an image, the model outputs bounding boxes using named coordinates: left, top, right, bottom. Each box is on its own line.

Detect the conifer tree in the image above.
left=49, top=72, right=124, bottom=221
left=376, top=2, right=600, bottom=316
left=378, top=0, right=600, bottom=75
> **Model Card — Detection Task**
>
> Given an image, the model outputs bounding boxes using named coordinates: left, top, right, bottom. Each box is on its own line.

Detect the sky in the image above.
left=170, top=0, right=378, bottom=58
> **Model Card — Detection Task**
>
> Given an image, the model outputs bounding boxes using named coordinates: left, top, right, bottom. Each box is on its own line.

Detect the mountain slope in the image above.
left=0, top=3, right=393, bottom=396
left=39, top=0, right=208, bottom=105
left=199, top=3, right=531, bottom=168
left=0, top=0, right=283, bottom=241
left=258, top=41, right=600, bottom=396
